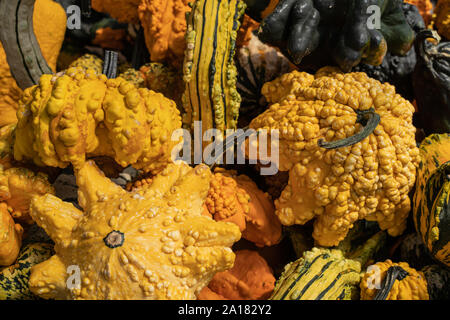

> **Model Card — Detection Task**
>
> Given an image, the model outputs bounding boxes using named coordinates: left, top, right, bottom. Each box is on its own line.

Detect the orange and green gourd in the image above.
left=0, top=243, right=53, bottom=299
left=247, top=67, right=420, bottom=247
left=28, top=160, right=241, bottom=300
left=182, top=0, right=246, bottom=135
left=0, top=0, right=66, bottom=127
left=360, top=260, right=429, bottom=300
left=413, top=133, right=450, bottom=267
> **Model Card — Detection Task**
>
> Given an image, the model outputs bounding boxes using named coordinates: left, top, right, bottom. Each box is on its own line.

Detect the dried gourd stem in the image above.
left=103, top=50, right=119, bottom=79
left=373, top=266, right=409, bottom=300
left=318, top=108, right=380, bottom=149
left=81, top=0, right=92, bottom=18
left=103, top=230, right=125, bottom=249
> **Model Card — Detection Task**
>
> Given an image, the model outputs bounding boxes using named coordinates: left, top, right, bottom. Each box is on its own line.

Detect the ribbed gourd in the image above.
left=0, top=243, right=53, bottom=300
left=270, top=231, right=386, bottom=300
left=182, top=0, right=246, bottom=135
left=413, top=133, right=450, bottom=267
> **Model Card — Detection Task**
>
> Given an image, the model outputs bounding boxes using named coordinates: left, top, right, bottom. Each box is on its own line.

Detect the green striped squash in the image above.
left=182, top=0, right=246, bottom=134
left=270, top=247, right=361, bottom=300
left=0, top=243, right=53, bottom=300
left=413, top=133, right=450, bottom=267
left=270, top=231, right=385, bottom=300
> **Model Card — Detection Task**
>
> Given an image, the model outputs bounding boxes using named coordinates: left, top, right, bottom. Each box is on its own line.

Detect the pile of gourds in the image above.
left=0, top=0, right=449, bottom=301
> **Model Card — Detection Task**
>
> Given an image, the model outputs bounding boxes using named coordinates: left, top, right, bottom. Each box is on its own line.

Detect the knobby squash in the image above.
left=245, top=0, right=416, bottom=72
left=28, top=161, right=241, bottom=300
left=413, top=133, right=450, bottom=267
left=360, top=260, right=429, bottom=300
left=247, top=67, right=419, bottom=246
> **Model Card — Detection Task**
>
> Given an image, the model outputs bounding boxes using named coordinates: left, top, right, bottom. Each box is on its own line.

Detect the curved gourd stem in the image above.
left=318, top=108, right=381, bottom=149
left=0, top=0, right=53, bottom=90
left=103, top=50, right=119, bottom=79
left=373, top=266, right=409, bottom=300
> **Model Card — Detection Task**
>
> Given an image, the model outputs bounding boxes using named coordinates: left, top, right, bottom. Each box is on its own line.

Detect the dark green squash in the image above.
left=352, top=2, right=425, bottom=101
left=413, top=29, right=450, bottom=134
left=0, top=243, right=53, bottom=300
left=413, top=133, right=450, bottom=268
left=244, top=0, right=416, bottom=72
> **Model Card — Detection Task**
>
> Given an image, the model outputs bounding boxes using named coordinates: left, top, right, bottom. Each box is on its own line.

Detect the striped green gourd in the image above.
left=413, top=133, right=450, bottom=267
left=270, top=231, right=386, bottom=300
left=182, top=0, right=246, bottom=134
left=0, top=243, right=53, bottom=300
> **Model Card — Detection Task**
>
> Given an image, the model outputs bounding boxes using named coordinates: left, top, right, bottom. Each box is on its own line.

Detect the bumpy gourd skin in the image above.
left=198, top=250, right=275, bottom=300
left=0, top=166, right=54, bottom=224
left=248, top=67, right=419, bottom=246
left=247, top=0, right=415, bottom=71
left=13, top=67, right=182, bottom=174
left=91, top=0, right=141, bottom=23
left=68, top=54, right=104, bottom=74
left=138, top=0, right=193, bottom=67
left=434, top=0, right=450, bottom=39
left=0, top=0, right=66, bottom=127
left=203, top=169, right=282, bottom=247
left=28, top=161, right=241, bottom=300
left=360, top=260, right=429, bottom=300
left=0, top=203, right=23, bottom=266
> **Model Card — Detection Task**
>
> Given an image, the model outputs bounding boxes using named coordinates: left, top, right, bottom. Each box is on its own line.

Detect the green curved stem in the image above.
left=318, top=108, right=381, bottom=149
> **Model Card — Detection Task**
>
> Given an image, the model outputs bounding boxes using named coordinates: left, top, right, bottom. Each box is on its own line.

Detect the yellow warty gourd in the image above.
left=247, top=67, right=420, bottom=246
left=13, top=67, right=182, bottom=173
left=28, top=161, right=241, bottom=300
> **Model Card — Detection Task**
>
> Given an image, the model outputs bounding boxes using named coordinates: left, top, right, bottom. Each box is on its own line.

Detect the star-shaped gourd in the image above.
left=28, top=161, right=241, bottom=300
